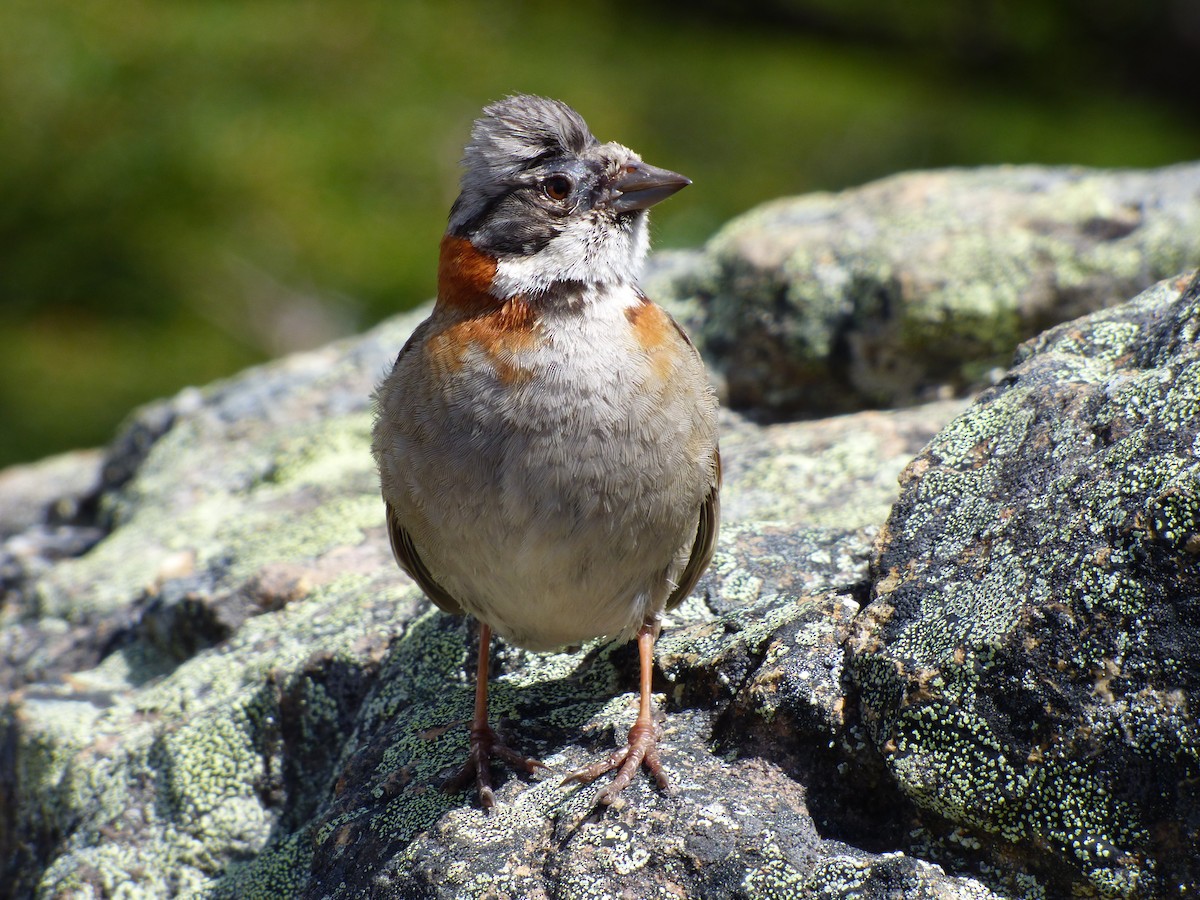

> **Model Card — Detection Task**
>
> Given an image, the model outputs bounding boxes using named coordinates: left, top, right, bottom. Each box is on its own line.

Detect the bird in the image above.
left=372, top=94, right=720, bottom=808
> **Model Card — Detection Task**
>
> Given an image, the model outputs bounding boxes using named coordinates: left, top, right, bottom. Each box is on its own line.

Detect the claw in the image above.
left=562, top=719, right=669, bottom=805
left=445, top=721, right=547, bottom=809
left=442, top=622, right=546, bottom=809
left=561, top=624, right=671, bottom=805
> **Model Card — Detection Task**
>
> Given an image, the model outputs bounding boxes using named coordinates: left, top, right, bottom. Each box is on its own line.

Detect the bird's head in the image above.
left=447, top=95, right=690, bottom=299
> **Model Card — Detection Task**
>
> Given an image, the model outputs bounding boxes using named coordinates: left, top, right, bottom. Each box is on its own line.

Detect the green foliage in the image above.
left=1, top=0, right=1197, bottom=467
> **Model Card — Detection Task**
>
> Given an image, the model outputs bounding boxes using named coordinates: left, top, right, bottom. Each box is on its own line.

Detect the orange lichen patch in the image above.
left=436, top=234, right=501, bottom=315
left=625, top=296, right=685, bottom=381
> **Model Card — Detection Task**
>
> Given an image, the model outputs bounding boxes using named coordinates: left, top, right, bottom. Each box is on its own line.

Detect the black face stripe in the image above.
left=466, top=192, right=561, bottom=256
left=448, top=190, right=503, bottom=238
left=450, top=152, right=622, bottom=257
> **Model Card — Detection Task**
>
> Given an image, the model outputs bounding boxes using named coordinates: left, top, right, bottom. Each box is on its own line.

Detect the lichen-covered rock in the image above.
left=7, top=170, right=1196, bottom=899
left=849, top=271, right=1200, bottom=898
left=0, top=289, right=970, bottom=897
left=0, top=450, right=107, bottom=689
left=668, top=163, right=1200, bottom=414
left=0, top=450, right=101, bottom=540
left=0, top=309, right=430, bottom=899
left=288, top=592, right=857, bottom=900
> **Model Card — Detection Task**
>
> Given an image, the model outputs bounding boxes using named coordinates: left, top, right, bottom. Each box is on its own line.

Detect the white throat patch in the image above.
left=489, top=212, right=651, bottom=299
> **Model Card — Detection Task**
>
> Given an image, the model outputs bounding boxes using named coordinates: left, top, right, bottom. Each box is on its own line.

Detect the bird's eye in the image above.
left=542, top=175, right=573, bottom=202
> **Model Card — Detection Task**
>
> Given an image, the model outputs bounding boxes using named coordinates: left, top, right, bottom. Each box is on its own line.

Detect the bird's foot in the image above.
left=444, top=723, right=547, bottom=809
left=562, top=719, right=669, bottom=805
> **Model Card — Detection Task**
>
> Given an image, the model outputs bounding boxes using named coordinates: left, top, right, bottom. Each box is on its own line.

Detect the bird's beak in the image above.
left=605, top=162, right=691, bottom=213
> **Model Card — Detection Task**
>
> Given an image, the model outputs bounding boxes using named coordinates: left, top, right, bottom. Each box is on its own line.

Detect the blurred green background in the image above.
left=2, top=0, right=1198, bottom=469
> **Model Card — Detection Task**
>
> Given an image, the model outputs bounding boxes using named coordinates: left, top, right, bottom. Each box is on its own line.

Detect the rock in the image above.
left=3, top=167, right=1197, bottom=899
left=0, top=293, right=972, bottom=897
left=666, top=163, right=1200, bottom=415
left=849, top=270, right=1200, bottom=898
left=0, top=450, right=107, bottom=690
left=0, top=449, right=103, bottom=539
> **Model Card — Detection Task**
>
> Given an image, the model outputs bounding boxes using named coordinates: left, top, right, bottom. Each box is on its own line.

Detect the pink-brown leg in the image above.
left=563, top=623, right=670, bottom=805
left=444, top=623, right=546, bottom=808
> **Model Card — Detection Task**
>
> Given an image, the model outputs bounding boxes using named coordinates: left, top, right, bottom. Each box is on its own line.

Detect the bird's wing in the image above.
left=665, top=449, right=721, bottom=612
left=385, top=500, right=465, bottom=616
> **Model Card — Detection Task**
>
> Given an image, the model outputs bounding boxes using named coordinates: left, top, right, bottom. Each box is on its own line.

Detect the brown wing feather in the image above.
left=385, top=501, right=464, bottom=616
left=665, top=449, right=722, bottom=612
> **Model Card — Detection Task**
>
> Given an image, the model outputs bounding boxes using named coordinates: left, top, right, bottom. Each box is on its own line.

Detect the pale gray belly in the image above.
left=390, top=344, right=709, bottom=648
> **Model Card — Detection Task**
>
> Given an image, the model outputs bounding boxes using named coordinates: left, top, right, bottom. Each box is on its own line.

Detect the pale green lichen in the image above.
left=803, top=850, right=1009, bottom=899
left=695, top=170, right=1200, bottom=415
left=21, top=570, right=411, bottom=897
left=205, top=829, right=313, bottom=900
left=741, top=829, right=807, bottom=899
left=854, top=276, right=1200, bottom=897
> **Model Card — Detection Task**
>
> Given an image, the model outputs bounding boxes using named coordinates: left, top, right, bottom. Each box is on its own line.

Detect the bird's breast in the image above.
left=375, top=276, right=718, bottom=648
left=397, top=276, right=709, bottom=519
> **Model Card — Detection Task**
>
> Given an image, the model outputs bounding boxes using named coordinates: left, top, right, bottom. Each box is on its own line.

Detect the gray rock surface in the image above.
left=0, top=450, right=105, bottom=690
left=0, top=309, right=972, bottom=899
left=658, top=163, right=1200, bottom=415
left=2, top=165, right=1198, bottom=899
left=850, top=270, right=1200, bottom=898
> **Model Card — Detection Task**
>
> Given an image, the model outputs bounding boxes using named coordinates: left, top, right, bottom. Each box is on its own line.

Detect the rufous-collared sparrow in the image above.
left=372, top=94, right=720, bottom=808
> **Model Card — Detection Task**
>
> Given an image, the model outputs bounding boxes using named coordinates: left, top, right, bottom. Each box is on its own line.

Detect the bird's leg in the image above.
left=563, top=622, right=670, bottom=804
left=443, top=622, right=546, bottom=808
